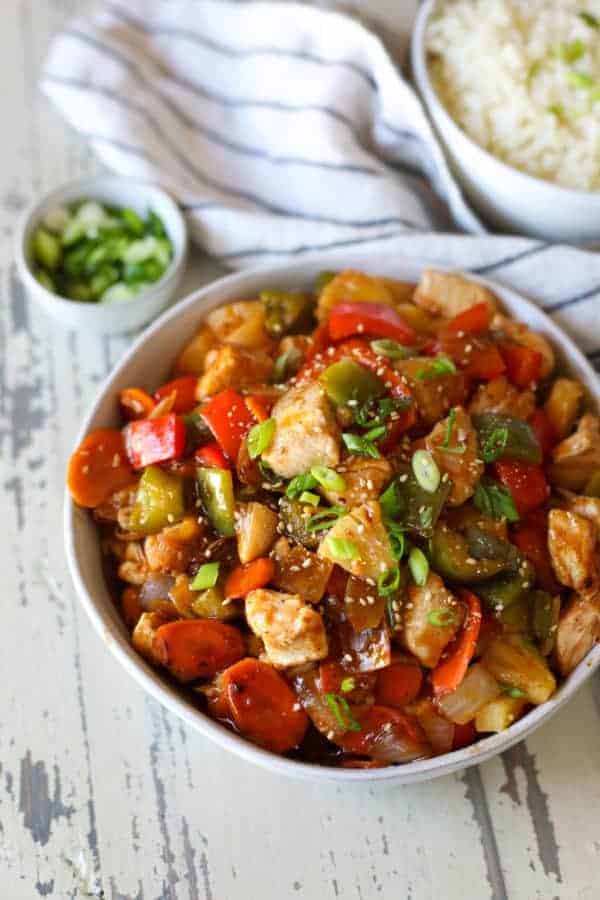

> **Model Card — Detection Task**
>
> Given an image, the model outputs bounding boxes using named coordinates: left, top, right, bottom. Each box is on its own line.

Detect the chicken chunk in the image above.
left=468, top=376, right=535, bottom=420
left=401, top=572, right=464, bottom=668
left=559, top=492, right=600, bottom=530
left=271, top=537, right=333, bottom=603
left=396, top=357, right=468, bottom=428
left=548, top=414, right=600, bottom=490
left=235, top=502, right=279, bottom=564
left=548, top=509, right=597, bottom=591
left=261, top=381, right=340, bottom=479
left=206, top=300, right=271, bottom=351
left=491, top=314, right=554, bottom=378
left=425, top=406, right=484, bottom=506
left=319, top=456, right=393, bottom=508
left=554, top=585, right=600, bottom=676
left=414, top=269, right=497, bottom=318
left=132, top=611, right=172, bottom=665
left=144, top=517, right=204, bottom=574
left=245, top=588, right=328, bottom=668
left=197, top=344, right=274, bottom=398
left=318, top=500, right=395, bottom=582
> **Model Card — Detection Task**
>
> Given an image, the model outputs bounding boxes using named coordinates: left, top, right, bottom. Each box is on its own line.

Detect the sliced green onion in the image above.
left=481, top=426, right=509, bottom=463
left=307, top=507, right=346, bottom=533
left=354, top=395, right=411, bottom=429
left=377, top=566, right=401, bottom=597
left=342, top=432, right=381, bottom=458
left=326, top=537, right=360, bottom=560
left=286, top=472, right=318, bottom=499
left=363, top=425, right=387, bottom=442
left=441, top=407, right=466, bottom=455
left=474, top=477, right=519, bottom=523
left=503, top=686, right=526, bottom=699
left=557, top=38, right=585, bottom=63
left=415, top=356, right=456, bottom=381
left=579, top=11, right=600, bottom=28
left=408, top=547, right=429, bottom=586
left=190, top=562, right=220, bottom=591
left=299, top=491, right=320, bottom=506
left=370, top=338, right=411, bottom=360
left=247, top=418, right=276, bottom=459
left=411, top=449, right=440, bottom=493
left=272, top=347, right=302, bottom=383
left=324, top=694, right=361, bottom=732
left=386, top=520, right=405, bottom=560
left=427, top=608, right=458, bottom=628
left=340, top=677, right=356, bottom=694
left=311, top=465, right=346, bottom=492
left=568, top=71, right=595, bottom=89
left=380, top=480, right=402, bottom=519
left=419, top=507, right=434, bottom=530
left=548, top=103, right=567, bottom=121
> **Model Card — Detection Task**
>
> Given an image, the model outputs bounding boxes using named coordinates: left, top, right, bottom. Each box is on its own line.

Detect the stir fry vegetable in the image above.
left=68, top=266, right=600, bottom=768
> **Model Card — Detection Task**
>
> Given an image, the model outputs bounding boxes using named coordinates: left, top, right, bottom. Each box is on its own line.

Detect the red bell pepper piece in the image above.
left=200, top=389, right=256, bottom=462
left=432, top=590, right=482, bottom=696
left=125, top=413, right=186, bottom=469
left=328, top=302, right=417, bottom=345
left=194, top=441, right=230, bottom=470
left=511, top=516, right=560, bottom=593
left=501, top=343, right=543, bottom=388
left=463, top=343, right=506, bottom=380
left=529, top=408, right=558, bottom=459
left=452, top=720, right=477, bottom=750
left=154, top=376, right=199, bottom=414
left=493, top=460, right=548, bottom=516
left=245, top=395, right=270, bottom=423
left=444, top=302, right=492, bottom=337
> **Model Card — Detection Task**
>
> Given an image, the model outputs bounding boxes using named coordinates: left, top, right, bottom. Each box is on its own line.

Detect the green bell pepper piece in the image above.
left=499, top=596, right=531, bottom=633
left=260, top=290, right=316, bottom=337
left=278, top=497, right=321, bottom=549
left=129, top=465, right=184, bottom=534
left=320, top=358, right=384, bottom=409
left=473, top=414, right=542, bottom=464
left=475, top=558, right=536, bottom=611
left=381, top=465, right=451, bottom=539
left=531, top=590, right=557, bottom=643
left=465, top=526, right=520, bottom=567
left=197, top=466, right=235, bottom=536
left=429, top=524, right=508, bottom=584
left=191, top=585, right=239, bottom=621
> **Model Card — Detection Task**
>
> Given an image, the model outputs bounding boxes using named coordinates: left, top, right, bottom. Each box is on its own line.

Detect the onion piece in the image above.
left=437, top=663, right=501, bottom=725
left=139, top=574, right=175, bottom=608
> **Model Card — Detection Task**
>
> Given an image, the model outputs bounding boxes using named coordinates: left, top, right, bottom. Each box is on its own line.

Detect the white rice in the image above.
left=426, top=0, right=600, bottom=190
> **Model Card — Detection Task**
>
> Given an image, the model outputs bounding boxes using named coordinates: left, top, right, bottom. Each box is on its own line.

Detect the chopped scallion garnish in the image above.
left=340, top=677, right=356, bottom=694
left=415, top=356, right=456, bottom=381
left=326, top=536, right=360, bottom=560
left=377, top=566, right=401, bottom=597
left=190, top=562, right=220, bottom=591
left=311, top=465, right=346, bottom=492
left=324, top=693, right=361, bottom=732
left=299, top=490, right=320, bottom=506
left=286, top=472, right=318, bottom=499
left=427, top=608, right=458, bottom=628
left=408, top=547, right=429, bottom=586
left=481, top=425, right=509, bottom=463
left=342, top=432, right=381, bottom=458
left=307, top=507, right=346, bottom=533
left=370, top=338, right=412, bottom=360
left=247, top=418, right=276, bottom=459
left=411, top=449, right=441, bottom=493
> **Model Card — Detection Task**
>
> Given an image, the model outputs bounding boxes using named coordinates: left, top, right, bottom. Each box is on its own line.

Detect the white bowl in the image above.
left=15, top=176, right=188, bottom=334
left=65, top=247, right=600, bottom=783
left=412, top=0, right=600, bottom=242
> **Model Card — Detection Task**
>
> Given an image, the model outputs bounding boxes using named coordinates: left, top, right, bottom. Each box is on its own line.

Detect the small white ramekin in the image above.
left=412, top=0, right=600, bottom=242
left=15, top=175, right=188, bottom=334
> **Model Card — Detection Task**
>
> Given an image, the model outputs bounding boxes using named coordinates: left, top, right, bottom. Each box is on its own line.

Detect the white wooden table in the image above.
left=2, top=2, right=600, bottom=898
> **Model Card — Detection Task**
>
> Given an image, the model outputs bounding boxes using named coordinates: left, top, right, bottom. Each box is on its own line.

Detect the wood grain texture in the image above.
left=1, top=1, right=599, bottom=897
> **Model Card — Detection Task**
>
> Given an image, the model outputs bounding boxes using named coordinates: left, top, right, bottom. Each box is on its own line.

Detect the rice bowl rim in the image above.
left=412, top=0, right=600, bottom=202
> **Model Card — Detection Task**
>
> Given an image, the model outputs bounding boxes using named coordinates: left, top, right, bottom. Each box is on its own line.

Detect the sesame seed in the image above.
left=167, top=514, right=175, bottom=523
left=466, top=557, right=476, bottom=565
left=293, top=703, right=301, bottom=711
left=302, top=558, right=311, bottom=568
left=327, top=731, right=335, bottom=741
left=343, top=654, right=352, bottom=663
left=82, top=465, right=89, bottom=474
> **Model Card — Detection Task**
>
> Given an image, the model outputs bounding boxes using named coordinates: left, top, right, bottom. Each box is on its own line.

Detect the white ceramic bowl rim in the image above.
left=65, top=248, right=600, bottom=783
left=413, top=0, right=600, bottom=201
left=16, top=175, right=187, bottom=311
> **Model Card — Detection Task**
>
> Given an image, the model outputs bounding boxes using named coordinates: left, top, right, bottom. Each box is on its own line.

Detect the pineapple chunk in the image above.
left=482, top=634, right=556, bottom=705
left=318, top=501, right=394, bottom=582
left=475, top=694, right=528, bottom=733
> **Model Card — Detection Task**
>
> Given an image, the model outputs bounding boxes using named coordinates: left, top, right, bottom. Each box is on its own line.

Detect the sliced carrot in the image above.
left=431, top=590, right=482, bottom=697
left=155, top=376, right=199, bottom=414
left=154, top=619, right=245, bottom=682
left=225, top=557, right=275, bottom=600
left=67, top=428, right=134, bottom=508
left=375, top=661, right=423, bottom=708
left=222, top=658, right=308, bottom=753
left=338, top=706, right=430, bottom=763
left=119, top=387, right=156, bottom=421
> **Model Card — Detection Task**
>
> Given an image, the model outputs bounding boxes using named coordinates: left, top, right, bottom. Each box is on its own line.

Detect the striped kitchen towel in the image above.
left=41, top=0, right=483, bottom=266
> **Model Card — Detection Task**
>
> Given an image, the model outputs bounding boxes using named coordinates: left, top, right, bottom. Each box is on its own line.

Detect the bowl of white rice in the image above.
left=412, top=0, right=600, bottom=241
